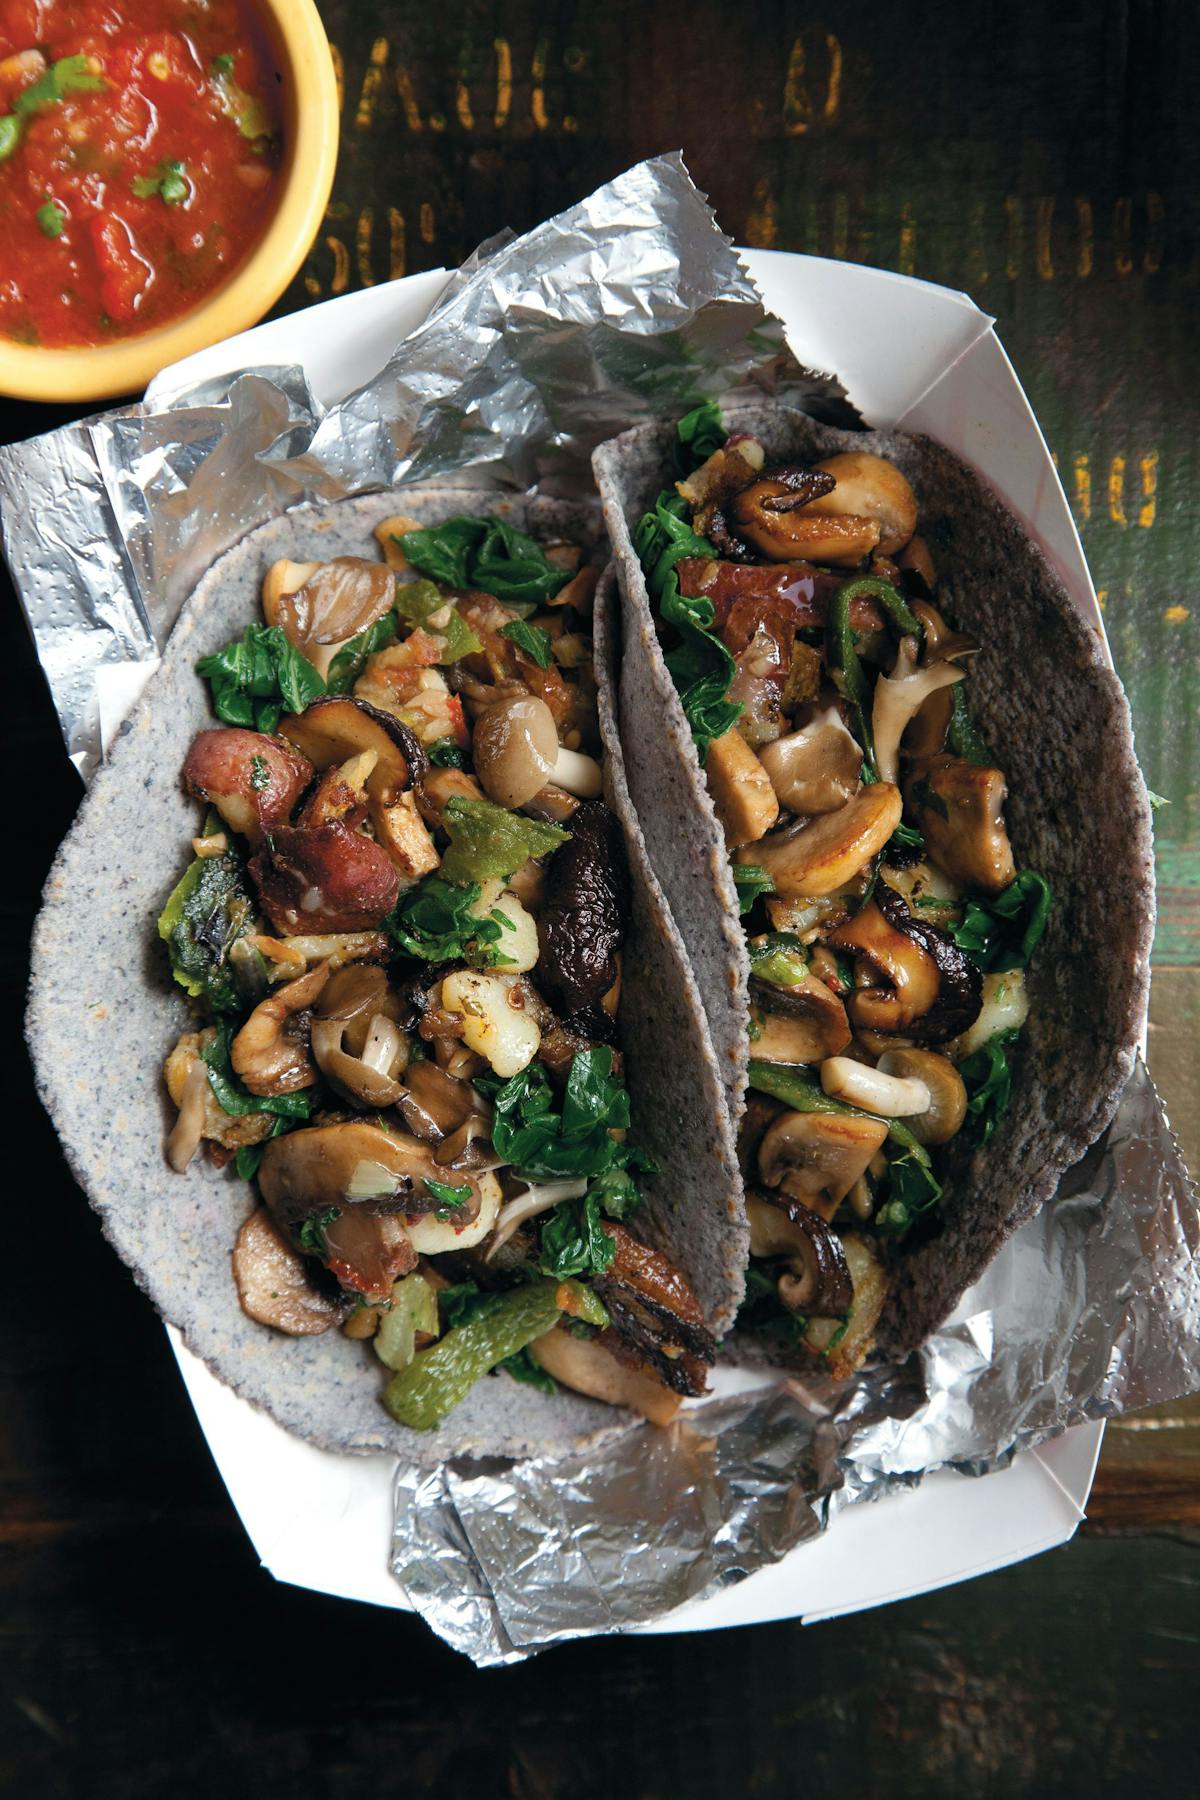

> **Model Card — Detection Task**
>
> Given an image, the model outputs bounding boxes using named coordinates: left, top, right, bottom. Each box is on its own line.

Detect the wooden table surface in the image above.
left=3, top=2, right=1198, bottom=1793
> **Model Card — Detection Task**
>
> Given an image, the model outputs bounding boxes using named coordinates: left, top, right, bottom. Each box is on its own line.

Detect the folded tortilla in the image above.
left=594, top=402, right=1155, bottom=1359
left=28, top=486, right=743, bottom=1461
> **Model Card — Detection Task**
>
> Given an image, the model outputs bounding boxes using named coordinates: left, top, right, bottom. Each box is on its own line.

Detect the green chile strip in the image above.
left=746, top=1059, right=933, bottom=1165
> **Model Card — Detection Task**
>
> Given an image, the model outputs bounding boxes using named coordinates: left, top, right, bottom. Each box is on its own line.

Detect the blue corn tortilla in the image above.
left=27, top=486, right=742, bottom=1460
left=593, top=402, right=1155, bottom=1361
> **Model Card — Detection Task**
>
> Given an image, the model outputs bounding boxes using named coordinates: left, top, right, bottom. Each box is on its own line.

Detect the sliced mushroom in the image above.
left=730, top=453, right=916, bottom=565
left=396, top=1057, right=490, bottom=1143
left=751, top=974, right=851, bottom=1064
left=233, top=1208, right=344, bottom=1335
left=897, top=534, right=937, bottom=593
left=231, top=960, right=330, bottom=1096
left=904, top=754, right=1016, bottom=895
left=297, top=752, right=375, bottom=830
left=820, top=1055, right=932, bottom=1117
left=871, top=635, right=965, bottom=786
left=415, top=766, right=486, bottom=832
left=165, top=1057, right=210, bottom=1173
left=756, top=1108, right=889, bottom=1221
left=876, top=1049, right=967, bottom=1144
left=183, top=728, right=313, bottom=847
left=758, top=704, right=863, bottom=816
left=746, top=1190, right=855, bottom=1314
left=827, top=900, right=941, bottom=1034
left=529, top=1325, right=683, bottom=1426
left=279, top=697, right=426, bottom=804
left=593, top=1224, right=715, bottom=1397
left=874, top=882, right=983, bottom=1044
left=739, top=783, right=901, bottom=899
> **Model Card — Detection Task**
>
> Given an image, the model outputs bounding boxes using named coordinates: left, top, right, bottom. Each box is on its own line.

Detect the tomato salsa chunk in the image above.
left=0, top=1, right=282, bottom=348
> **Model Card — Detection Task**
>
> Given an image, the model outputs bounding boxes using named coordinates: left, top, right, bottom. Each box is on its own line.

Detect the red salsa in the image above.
left=0, top=1, right=282, bottom=348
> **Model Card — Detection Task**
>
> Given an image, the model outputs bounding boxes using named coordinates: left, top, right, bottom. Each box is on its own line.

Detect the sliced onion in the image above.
left=361, top=1012, right=406, bottom=1078
left=166, top=1060, right=209, bottom=1173
left=346, top=1158, right=402, bottom=1202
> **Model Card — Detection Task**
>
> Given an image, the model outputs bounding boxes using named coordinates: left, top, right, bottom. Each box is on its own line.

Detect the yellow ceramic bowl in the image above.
left=0, top=0, right=339, bottom=405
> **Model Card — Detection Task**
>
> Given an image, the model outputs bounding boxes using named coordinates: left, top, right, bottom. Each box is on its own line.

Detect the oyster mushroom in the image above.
left=311, top=962, right=409, bottom=1108
left=751, top=974, right=852, bottom=1064
left=871, top=635, right=965, bottom=786
left=231, top=960, right=330, bottom=1097
left=876, top=1049, right=967, bottom=1144
left=758, top=704, right=863, bottom=816
left=904, top=754, right=1016, bottom=895
left=738, top=783, right=901, bottom=899
left=396, top=1057, right=492, bottom=1145
left=756, top=1108, right=889, bottom=1222
left=746, top=1189, right=855, bottom=1315
left=233, top=1208, right=344, bottom=1335
left=264, top=557, right=395, bottom=681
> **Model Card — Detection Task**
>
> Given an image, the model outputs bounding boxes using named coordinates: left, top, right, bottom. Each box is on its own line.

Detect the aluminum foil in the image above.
left=391, top=1057, right=1199, bottom=1663
left=3, top=151, right=1196, bottom=1663
left=0, top=152, right=840, bottom=776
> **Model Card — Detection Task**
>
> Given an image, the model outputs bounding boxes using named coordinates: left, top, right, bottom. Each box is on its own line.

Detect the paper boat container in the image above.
left=149, top=250, right=1119, bottom=1624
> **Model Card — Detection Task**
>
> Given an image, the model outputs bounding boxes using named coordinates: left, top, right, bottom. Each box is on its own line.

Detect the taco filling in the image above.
left=634, top=404, right=1052, bottom=1379
left=160, top=511, right=715, bottom=1429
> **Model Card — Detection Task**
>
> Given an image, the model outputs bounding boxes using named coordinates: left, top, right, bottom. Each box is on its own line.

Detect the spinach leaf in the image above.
left=157, top=839, right=254, bottom=1013
left=946, top=684, right=991, bottom=764
left=386, top=875, right=512, bottom=967
left=733, top=863, right=775, bottom=915
left=201, top=1022, right=315, bottom=1120
left=427, top=737, right=469, bottom=769
left=499, top=618, right=554, bottom=669
left=298, top=1206, right=340, bottom=1256
left=479, top=1049, right=652, bottom=1191
left=959, top=1028, right=1020, bottom=1144
left=440, top=796, right=569, bottom=884
left=538, top=1191, right=617, bottom=1279
left=497, top=1346, right=558, bottom=1393
left=324, top=609, right=399, bottom=693
left=672, top=399, right=726, bottom=474
left=399, top=517, right=570, bottom=608
left=634, top=491, right=742, bottom=760
left=874, top=1148, right=943, bottom=1236
left=195, top=624, right=324, bottom=733
left=949, top=870, right=1052, bottom=972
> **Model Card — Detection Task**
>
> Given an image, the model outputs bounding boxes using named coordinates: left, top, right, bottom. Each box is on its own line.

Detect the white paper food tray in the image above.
left=151, top=249, right=1114, bottom=1627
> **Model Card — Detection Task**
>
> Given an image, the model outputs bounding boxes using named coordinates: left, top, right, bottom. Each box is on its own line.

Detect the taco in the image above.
left=28, top=486, right=746, bottom=1461
left=594, top=400, right=1154, bottom=1375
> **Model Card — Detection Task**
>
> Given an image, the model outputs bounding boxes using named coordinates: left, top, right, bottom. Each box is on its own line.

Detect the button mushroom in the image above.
left=183, top=728, right=313, bottom=847
left=702, top=726, right=780, bottom=847
left=231, top=960, right=330, bottom=1096
left=233, top=1208, right=344, bottom=1335
left=746, top=1189, right=855, bottom=1315
left=875, top=1049, right=967, bottom=1144
left=738, top=783, right=901, bottom=899
left=751, top=974, right=852, bottom=1064
left=904, top=754, right=1017, bottom=895
left=870, top=635, right=965, bottom=787
left=758, top=703, right=864, bottom=817
left=472, top=693, right=560, bottom=809
left=756, top=1107, right=889, bottom=1221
